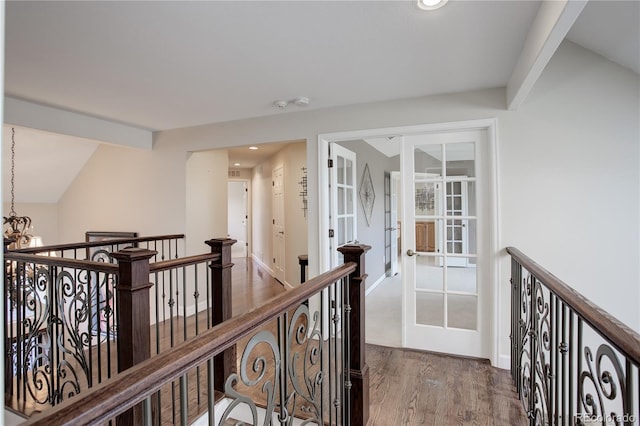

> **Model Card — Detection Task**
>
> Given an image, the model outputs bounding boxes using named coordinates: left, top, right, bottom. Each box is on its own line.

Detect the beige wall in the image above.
left=186, top=149, right=228, bottom=255
left=58, top=143, right=185, bottom=243
left=52, top=41, right=639, bottom=365
left=250, top=141, right=307, bottom=287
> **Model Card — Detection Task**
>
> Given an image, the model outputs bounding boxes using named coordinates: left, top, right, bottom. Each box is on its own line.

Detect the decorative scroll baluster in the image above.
left=508, top=247, right=640, bottom=426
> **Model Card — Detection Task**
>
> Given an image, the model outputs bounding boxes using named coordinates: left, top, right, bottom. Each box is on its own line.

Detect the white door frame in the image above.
left=228, top=179, right=250, bottom=258
left=317, top=118, right=500, bottom=365
left=273, top=165, right=286, bottom=284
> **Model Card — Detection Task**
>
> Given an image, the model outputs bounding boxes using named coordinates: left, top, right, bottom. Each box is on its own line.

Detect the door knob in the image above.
left=406, top=249, right=419, bottom=257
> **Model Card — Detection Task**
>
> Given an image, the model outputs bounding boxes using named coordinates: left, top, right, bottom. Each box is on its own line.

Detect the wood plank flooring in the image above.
left=366, top=345, right=526, bottom=425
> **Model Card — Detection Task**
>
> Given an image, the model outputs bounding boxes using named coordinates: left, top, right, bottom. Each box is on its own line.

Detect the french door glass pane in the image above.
left=447, top=265, right=477, bottom=293
left=416, top=256, right=443, bottom=291
left=447, top=294, right=477, bottom=330
left=337, top=157, right=345, bottom=184
left=345, top=159, right=353, bottom=185
left=416, top=292, right=443, bottom=327
left=338, top=187, right=345, bottom=214
left=415, top=181, right=441, bottom=217
left=346, top=188, right=354, bottom=214
left=415, top=145, right=442, bottom=176
left=445, top=142, right=475, bottom=177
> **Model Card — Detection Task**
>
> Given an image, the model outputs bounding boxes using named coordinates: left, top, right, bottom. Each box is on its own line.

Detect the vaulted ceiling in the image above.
left=2, top=0, right=639, bottom=203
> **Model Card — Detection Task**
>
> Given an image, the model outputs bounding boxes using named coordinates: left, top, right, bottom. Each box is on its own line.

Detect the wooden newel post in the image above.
left=111, top=247, right=157, bottom=426
left=337, top=243, right=371, bottom=426
left=205, top=238, right=237, bottom=393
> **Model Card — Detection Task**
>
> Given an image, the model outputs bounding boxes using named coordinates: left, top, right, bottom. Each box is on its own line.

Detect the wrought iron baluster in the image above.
left=179, top=373, right=188, bottom=426
left=207, top=357, right=214, bottom=426
left=194, top=264, right=201, bottom=405
left=569, top=312, right=575, bottom=425
left=343, top=276, right=352, bottom=426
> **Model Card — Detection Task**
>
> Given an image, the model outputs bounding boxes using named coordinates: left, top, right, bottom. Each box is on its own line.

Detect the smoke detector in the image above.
left=273, top=100, right=288, bottom=109
left=293, top=97, right=310, bottom=107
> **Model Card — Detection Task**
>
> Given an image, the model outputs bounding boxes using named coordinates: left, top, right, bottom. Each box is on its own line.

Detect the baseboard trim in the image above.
left=365, top=273, right=387, bottom=297
left=498, top=354, right=511, bottom=370
left=251, top=254, right=275, bottom=276
left=250, top=254, right=296, bottom=289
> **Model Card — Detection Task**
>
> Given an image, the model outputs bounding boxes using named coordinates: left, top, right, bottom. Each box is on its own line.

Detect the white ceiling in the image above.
left=2, top=1, right=639, bottom=203
left=6, top=0, right=543, bottom=131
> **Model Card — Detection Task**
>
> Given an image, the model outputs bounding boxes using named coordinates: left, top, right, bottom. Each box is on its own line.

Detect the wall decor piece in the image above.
left=298, top=166, right=308, bottom=217
left=359, top=163, right=375, bottom=226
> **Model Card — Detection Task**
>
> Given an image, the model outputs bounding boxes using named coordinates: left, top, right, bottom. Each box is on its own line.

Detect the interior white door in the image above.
left=272, top=166, right=286, bottom=283
left=401, top=130, right=488, bottom=358
left=329, top=143, right=357, bottom=268
left=228, top=181, right=248, bottom=258
left=390, top=172, right=400, bottom=275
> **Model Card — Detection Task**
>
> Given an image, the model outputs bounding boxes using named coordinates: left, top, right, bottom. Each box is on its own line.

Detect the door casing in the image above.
left=317, top=119, right=500, bottom=365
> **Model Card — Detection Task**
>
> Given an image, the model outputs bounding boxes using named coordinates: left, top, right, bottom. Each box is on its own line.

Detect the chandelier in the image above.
left=3, top=127, right=33, bottom=248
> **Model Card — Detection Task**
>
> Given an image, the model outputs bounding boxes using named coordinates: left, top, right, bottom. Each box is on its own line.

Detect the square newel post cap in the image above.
left=337, top=244, right=372, bottom=256
left=110, top=247, right=158, bottom=263
left=204, top=238, right=237, bottom=249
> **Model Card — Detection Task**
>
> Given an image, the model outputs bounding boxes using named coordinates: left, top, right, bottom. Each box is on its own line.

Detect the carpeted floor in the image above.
left=365, top=265, right=477, bottom=348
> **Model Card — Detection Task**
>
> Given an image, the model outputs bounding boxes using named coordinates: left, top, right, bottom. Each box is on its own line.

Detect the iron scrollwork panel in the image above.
left=10, top=263, right=118, bottom=407
left=577, top=344, right=629, bottom=425
left=221, top=294, right=339, bottom=425
left=520, top=272, right=552, bottom=425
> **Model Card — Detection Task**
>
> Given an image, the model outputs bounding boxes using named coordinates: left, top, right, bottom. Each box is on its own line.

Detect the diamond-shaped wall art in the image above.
left=359, top=163, right=375, bottom=226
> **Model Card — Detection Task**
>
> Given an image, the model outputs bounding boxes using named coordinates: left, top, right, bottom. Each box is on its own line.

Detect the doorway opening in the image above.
left=317, top=119, right=499, bottom=363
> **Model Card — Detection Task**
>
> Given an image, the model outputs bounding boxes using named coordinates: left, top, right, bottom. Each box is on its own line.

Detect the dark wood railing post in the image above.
left=111, top=247, right=157, bottom=426
left=205, top=238, right=237, bottom=392
left=298, top=254, right=308, bottom=283
left=337, top=243, right=371, bottom=426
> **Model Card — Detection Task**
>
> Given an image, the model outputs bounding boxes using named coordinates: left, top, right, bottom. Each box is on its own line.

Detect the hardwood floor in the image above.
left=367, top=345, right=526, bottom=425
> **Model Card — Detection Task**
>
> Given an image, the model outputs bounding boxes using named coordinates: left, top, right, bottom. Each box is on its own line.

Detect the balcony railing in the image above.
left=4, top=235, right=235, bottom=421
left=20, top=244, right=371, bottom=425
left=508, top=247, right=640, bottom=425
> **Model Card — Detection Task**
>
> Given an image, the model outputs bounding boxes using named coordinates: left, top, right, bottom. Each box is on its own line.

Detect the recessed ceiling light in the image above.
left=234, top=163, right=241, bottom=166
left=416, top=0, right=448, bottom=11
left=249, top=146, right=259, bottom=150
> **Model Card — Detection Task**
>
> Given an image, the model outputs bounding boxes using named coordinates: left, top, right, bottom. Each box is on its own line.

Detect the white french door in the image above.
left=401, top=130, right=488, bottom=358
left=329, top=143, right=357, bottom=268
left=272, top=166, right=285, bottom=283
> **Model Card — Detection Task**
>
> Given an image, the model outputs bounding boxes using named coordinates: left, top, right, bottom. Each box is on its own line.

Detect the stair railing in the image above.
left=508, top=247, right=640, bottom=425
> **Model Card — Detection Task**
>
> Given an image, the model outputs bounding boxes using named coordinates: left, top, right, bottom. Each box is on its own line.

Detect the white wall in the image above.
left=52, top=41, right=639, bottom=366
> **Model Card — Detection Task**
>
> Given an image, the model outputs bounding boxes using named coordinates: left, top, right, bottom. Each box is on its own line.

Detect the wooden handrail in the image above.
left=23, top=262, right=357, bottom=426
left=10, top=234, right=185, bottom=254
left=149, top=253, right=218, bottom=273
left=506, top=246, right=640, bottom=365
left=4, top=252, right=119, bottom=274
left=5, top=250, right=219, bottom=275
